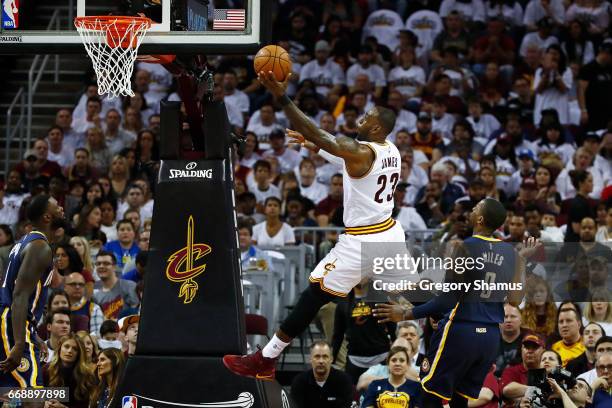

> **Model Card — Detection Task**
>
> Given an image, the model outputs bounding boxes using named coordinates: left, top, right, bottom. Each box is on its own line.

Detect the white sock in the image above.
left=262, top=335, right=290, bottom=358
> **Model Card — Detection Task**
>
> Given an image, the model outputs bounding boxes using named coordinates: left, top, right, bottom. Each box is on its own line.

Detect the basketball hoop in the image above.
left=74, top=16, right=153, bottom=98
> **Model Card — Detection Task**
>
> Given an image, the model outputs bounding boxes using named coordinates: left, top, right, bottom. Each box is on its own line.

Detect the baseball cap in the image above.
left=315, top=40, right=330, bottom=52
left=520, top=178, right=538, bottom=190
left=417, top=111, right=432, bottom=122
left=518, top=149, right=535, bottom=161
left=23, top=149, right=36, bottom=160
left=522, top=334, right=545, bottom=347
left=119, top=314, right=140, bottom=334
left=497, top=133, right=512, bottom=144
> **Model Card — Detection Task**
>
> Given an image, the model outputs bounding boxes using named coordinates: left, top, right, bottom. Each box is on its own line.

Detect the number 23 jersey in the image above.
left=343, top=141, right=401, bottom=228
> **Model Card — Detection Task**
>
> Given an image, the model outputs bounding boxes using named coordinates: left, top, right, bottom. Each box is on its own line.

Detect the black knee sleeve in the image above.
left=279, top=283, right=338, bottom=338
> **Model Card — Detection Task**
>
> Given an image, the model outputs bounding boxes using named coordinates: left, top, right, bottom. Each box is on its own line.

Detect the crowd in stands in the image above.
left=0, top=0, right=611, bottom=406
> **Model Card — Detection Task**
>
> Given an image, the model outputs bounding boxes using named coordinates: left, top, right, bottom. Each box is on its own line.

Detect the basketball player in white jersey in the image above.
left=223, top=71, right=406, bottom=380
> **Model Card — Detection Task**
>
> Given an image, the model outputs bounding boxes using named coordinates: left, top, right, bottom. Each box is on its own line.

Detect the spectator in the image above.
left=540, top=349, right=562, bottom=372
left=393, top=182, right=428, bottom=232
left=117, top=184, right=152, bottom=222
left=299, top=40, right=345, bottom=100
left=535, top=47, right=574, bottom=128
left=85, top=127, right=112, bottom=175
left=416, top=161, right=465, bottom=215
left=262, top=130, right=302, bottom=175
left=98, top=320, right=121, bottom=348
left=65, top=272, right=104, bottom=336
left=123, top=91, right=155, bottom=127
left=46, top=126, right=74, bottom=170
left=496, top=303, right=526, bottom=377
left=577, top=42, right=612, bottom=131
left=108, top=155, right=130, bottom=198
left=104, top=219, right=140, bottom=272
left=577, top=336, right=612, bottom=384
left=592, top=353, right=612, bottom=406
left=536, top=122, right=576, bottom=164
left=252, top=197, right=295, bottom=246
left=346, top=45, right=386, bottom=99
left=89, top=348, right=125, bottom=408
left=76, top=331, right=99, bottom=371
left=0, top=187, right=21, bottom=228
left=565, top=0, right=610, bottom=37
left=246, top=104, right=284, bottom=150
left=411, top=112, right=444, bottom=162
left=120, top=314, right=139, bottom=357
left=430, top=96, right=456, bottom=137
left=431, top=11, right=472, bottom=63
left=523, top=0, right=565, bottom=30
left=122, top=107, right=142, bottom=139
left=45, top=308, right=72, bottom=363
left=567, top=322, right=605, bottom=377
left=223, top=70, right=249, bottom=123
left=583, top=288, right=612, bottom=334
left=240, top=132, right=262, bottom=169
left=92, top=251, right=139, bottom=320
left=290, top=341, right=353, bottom=408
left=298, top=158, right=328, bottom=205
left=501, top=334, right=546, bottom=405
left=66, top=148, right=99, bottom=186
left=237, top=221, right=272, bottom=271
left=521, top=274, right=558, bottom=337
left=472, top=16, right=515, bottom=69
left=99, top=199, right=118, bottom=242
left=74, top=204, right=106, bottom=245
left=55, top=108, right=82, bottom=151
left=43, top=333, right=96, bottom=408
left=362, top=346, right=422, bottom=408
left=467, top=98, right=501, bottom=141
left=250, top=160, right=281, bottom=206
left=562, top=20, right=595, bottom=66
left=520, top=17, right=559, bottom=58
left=315, top=173, right=343, bottom=226
left=552, top=308, right=586, bottom=366
left=72, top=97, right=103, bottom=134
left=386, top=91, right=417, bottom=137
left=388, top=47, right=426, bottom=105
left=55, top=244, right=94, bottom=295
left=137, top=230, right=149, bottom=251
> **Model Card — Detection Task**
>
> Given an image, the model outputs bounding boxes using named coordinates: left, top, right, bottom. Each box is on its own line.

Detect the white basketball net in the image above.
left=74, top=17, right=152, bottom=98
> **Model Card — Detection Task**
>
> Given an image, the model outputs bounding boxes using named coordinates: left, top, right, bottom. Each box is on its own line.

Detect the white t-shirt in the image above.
left=137, top=62, right=173, bottom=94
left=536, top=142, right=576, bottom=164
left=405, top=11, right=443, bottom=55
left=361, top=9, right=405, bottom=51
left=224, top=90, right=250, bottom=114
left=252, top=183, right=281, bottom=205
left=388, top=65, right=426, bottom=100
left=252, top=222, right=295, bottom=246
left=432, top=113, right=455, bottom=138
left=246, top=120, right=284, bottom=150
left=519, top=32, right=559, bottom=57
left=346, top=63, right=387, bottom=88
left=47, top=145, right=75, bottom=169
left=262, top=148, right=302, bottom=175
left=439, top=0, right=486, bottom=22
left=299, top=59, right=346, bottom=97
left=225, top=99, right=245, bottom=129
left=299, top=180, right=329, bottom=205
left=467, top=114, right=501, bottom=140
left=523, top=0, right=565, bottom=26
left=396, top=206, right=427, bottom=232
left=533, top=67, right=573, bottom=125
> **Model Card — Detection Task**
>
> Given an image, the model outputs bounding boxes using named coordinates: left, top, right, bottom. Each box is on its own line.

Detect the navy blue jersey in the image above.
left=363, top=378, right=422, bottom=408
left=413, top=234, right=517, bottom=325
left=453, top=235, right=517, bottom=324
left=0, top=231, right=53, bottom=324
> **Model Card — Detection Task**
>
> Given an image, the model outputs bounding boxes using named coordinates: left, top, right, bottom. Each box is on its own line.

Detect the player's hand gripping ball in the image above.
left=254, top=45, right=292, bottom=81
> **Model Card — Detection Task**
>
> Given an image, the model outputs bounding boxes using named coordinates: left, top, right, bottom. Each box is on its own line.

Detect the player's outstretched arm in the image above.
left=258, top=71, right=374, bottom=177
left=0, top=240, right=52, bottom=373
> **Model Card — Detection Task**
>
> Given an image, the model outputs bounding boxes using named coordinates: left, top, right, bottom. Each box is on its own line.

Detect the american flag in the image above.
left=212, top=9, right=246, bottom=30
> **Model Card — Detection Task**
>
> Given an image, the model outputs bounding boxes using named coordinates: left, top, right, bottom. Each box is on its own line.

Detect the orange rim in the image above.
left=74, top=16, right=152, bottom=31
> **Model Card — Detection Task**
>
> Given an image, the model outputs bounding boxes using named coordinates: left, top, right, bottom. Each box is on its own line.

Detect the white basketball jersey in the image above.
left=343, top=141, right=402, bottom=228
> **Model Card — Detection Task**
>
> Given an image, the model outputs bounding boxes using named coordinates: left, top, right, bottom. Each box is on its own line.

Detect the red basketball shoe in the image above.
left=222, top=348, right=277, bottom=380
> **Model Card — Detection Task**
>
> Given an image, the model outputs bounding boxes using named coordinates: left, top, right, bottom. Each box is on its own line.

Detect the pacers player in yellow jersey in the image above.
left=224, top=71, right=407, bottom=380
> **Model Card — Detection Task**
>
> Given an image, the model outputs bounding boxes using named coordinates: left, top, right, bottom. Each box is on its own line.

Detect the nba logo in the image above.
left=122, top=396, right=138, bottom=408
left=2, top=0, right=19, bottom=29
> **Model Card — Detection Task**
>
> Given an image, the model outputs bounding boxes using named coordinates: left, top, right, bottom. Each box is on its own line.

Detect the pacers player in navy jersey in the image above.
left=374, top=198, right=540, bottom=408
left=0, top=195, right=64, bottom=387
left=224, top=71, right=408, bottom=380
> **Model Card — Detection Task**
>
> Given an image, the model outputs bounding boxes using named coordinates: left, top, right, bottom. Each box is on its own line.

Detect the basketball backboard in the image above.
left=0, top=0, right=271, bottom=54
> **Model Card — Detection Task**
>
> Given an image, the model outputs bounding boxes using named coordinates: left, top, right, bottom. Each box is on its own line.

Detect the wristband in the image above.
left=278, top=94, right=291, bottom=106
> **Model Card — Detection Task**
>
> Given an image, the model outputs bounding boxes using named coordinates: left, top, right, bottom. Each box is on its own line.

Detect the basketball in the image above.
left=253, top=45, right=292, bottom=81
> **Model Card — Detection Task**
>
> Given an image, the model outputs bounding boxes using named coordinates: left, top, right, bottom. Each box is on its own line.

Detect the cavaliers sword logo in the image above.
left=166, top=216, right=212, bottom=304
